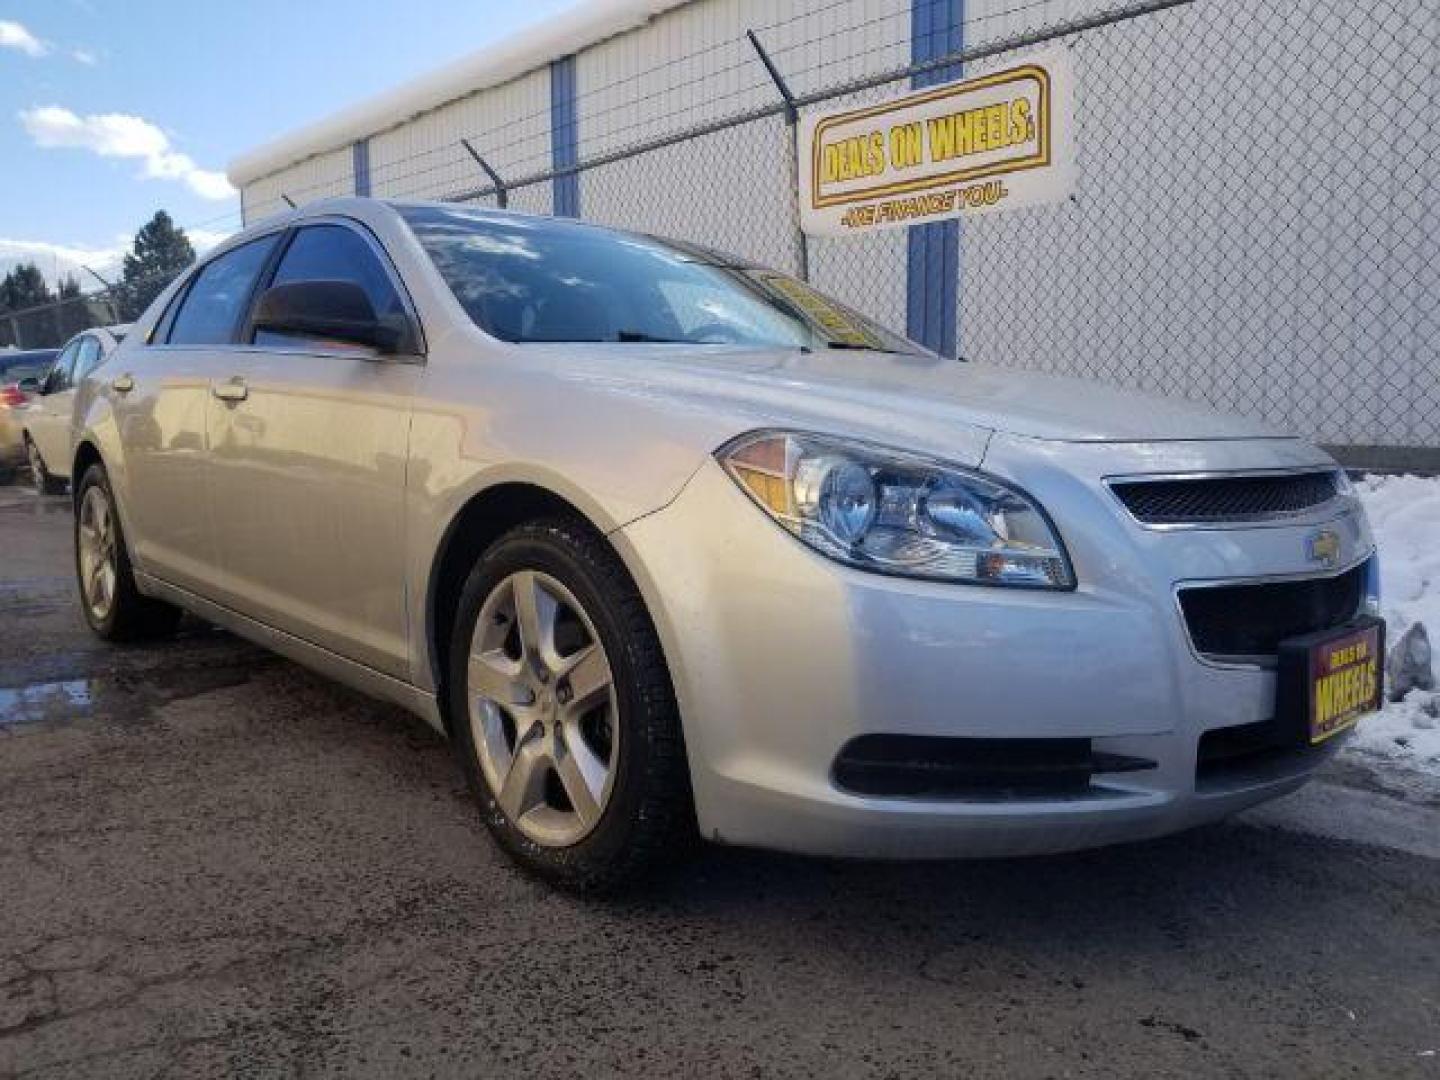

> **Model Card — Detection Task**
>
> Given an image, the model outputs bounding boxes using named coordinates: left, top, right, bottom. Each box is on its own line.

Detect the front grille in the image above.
left=1112, top=471, right=1339, bottom=525
left=1178, top=565, right=1364, bottom=659
left=832, top=735, right=1154, bottom=800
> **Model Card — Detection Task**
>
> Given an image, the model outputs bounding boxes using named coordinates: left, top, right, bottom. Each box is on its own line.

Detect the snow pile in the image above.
left=1347, top=474, right=1440, bottom=772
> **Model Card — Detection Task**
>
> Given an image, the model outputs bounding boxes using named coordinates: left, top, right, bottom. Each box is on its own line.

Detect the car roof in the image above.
left=59, top=325, right=128, bottom=349
left=227, top=196, right=683, bottom=252
left=0, top=348, right=59, bottom=364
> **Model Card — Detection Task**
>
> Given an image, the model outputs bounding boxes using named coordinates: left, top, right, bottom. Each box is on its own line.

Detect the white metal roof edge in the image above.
left=228, top=0, right=695, bottom=187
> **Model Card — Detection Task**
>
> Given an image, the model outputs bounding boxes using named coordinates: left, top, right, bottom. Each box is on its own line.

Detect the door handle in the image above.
left=212, top=378, right=248, bottom=403
left=111, top=373, right=135, bottom=394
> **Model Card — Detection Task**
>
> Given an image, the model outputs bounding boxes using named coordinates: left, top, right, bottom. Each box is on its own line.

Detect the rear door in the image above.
left=206, top=219, right=421, bottom=678
left=26, top=338, right=88, bottom=476
left=115, top=235, right=281, bottom=593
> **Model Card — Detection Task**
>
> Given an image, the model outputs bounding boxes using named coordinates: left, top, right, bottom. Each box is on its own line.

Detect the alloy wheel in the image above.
left=27, top=440, right=45, bottom=494
left=77, top=484, right=118, bottom=621
left=466, top=569, right=619, bottom=847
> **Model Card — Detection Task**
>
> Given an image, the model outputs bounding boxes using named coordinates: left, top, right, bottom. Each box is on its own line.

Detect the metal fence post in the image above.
left=461, top=140, right=509, bottom=208
left=746, top=29, right=810, bottom=282
left=81, top=265, right=121, bottom=325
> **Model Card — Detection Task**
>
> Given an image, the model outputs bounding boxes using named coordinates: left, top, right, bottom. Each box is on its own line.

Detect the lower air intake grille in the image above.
left=1178, top=565, right=1364, bottom=659
left=833, top=735, right=1154, bottom=800
left=1112, top=471, right=1339, bottom=525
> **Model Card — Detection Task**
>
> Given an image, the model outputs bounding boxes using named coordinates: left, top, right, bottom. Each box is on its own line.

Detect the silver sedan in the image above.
left=23, top=325, right=127, bottom=493
left=70, top=198, right=1384, bottom=890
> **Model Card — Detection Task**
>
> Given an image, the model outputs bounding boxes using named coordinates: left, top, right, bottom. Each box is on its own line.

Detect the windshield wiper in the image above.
left=823, top=341, right=908, bottom=354
left=615, top=329, right=691, bottom=344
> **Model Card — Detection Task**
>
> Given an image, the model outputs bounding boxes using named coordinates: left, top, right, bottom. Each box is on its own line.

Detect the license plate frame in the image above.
left=1277, top=616, right=1385, bottom=745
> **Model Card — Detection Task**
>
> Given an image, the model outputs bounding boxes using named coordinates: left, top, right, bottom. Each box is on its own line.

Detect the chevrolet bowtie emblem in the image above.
left=1307, top=528, right=1342, bottom=569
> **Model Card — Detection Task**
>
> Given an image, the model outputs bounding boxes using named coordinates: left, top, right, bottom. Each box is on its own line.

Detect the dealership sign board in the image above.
left=798, top=49, right=1075, bottom=236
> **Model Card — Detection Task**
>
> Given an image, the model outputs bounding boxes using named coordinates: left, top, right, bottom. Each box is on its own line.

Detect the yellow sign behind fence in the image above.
left=798, top=48, right=1075, bottom=236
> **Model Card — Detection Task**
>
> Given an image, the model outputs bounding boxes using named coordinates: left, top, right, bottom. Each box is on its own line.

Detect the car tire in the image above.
left=74, top=463, right=182, bottom=641
left=25, top=436, right=66, bottom=496
left=446, top=516, right=694, bottom=893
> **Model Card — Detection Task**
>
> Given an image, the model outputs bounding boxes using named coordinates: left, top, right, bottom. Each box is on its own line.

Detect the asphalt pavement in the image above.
left=1, top=482, right=1437, bottom=1079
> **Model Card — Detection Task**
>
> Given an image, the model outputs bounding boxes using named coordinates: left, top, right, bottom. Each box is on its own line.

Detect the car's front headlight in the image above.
left=718, top=431, right=1074, bottom=589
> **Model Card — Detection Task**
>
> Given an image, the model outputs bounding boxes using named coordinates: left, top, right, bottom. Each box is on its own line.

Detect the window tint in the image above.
left=72, top=337, right=103, bottom=382
left=168, top=236, right=278, bottom=346
left=253, top=224, right=406, bottom=349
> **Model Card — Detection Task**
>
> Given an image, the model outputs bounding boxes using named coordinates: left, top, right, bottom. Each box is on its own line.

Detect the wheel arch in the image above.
left=425, top=480, right=652, bottom=734
left=70, top=439, right=143, bottom=569
left=71, top=439, right=104, bottom=507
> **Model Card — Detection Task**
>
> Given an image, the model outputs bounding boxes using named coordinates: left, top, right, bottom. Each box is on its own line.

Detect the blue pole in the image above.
left=353, top=139, right=371, bottom=197
left=905, top=0, right=963, bottom=357
left=550, top=55, right=580, bottom=217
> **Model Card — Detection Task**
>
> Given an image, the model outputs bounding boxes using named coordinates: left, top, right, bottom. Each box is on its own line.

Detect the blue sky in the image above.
left=0, top=0, right=575, bottom=282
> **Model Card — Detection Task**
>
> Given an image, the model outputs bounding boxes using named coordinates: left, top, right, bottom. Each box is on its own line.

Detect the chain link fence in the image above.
left=0, top=268, right=175, bottom=351
left=953, top=0, right=1438, bottom=462
left=8, top=0, right=1435, bottom=461
left=0, top=293, right=114, bottom=352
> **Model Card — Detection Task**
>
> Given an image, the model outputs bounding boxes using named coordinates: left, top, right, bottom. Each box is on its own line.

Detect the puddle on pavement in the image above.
left=0, top=660, right=267, bottom=731
left=0, top=679, right=93, bottom=727
left=0, top=490, right=72, bottom=516
left=0, top=580, right=68, bottom=618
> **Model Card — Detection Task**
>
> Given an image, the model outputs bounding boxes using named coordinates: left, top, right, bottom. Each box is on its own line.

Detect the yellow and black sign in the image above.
left=799, top=49, right=1074, bottom=236
left=1278, top=619, right=1384, bottom=746
left=754, top=272, right=883, bottom=349
left=1309, top=627, right=1382, bottom=743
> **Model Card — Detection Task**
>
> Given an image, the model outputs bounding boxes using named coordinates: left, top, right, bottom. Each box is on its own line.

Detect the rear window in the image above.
left=0, top=351, right=58, bottom=383
left=168, top=236, right=278, bottom=346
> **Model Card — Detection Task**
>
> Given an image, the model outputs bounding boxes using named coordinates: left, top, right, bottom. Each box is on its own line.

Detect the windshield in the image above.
left=398, top=205, right=922, bottom=355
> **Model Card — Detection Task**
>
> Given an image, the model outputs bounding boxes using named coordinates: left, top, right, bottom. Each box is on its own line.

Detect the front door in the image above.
left=205, top=221, right=420, bottom=679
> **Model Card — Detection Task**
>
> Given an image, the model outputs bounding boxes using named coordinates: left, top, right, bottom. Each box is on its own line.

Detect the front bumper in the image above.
left=614, top=436, right=1374, bottom=858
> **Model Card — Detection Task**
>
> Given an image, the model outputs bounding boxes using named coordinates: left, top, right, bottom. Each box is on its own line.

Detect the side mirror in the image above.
left=253, top=280, right=405, bottom=354
left=16, top=377, right=39, bottom=393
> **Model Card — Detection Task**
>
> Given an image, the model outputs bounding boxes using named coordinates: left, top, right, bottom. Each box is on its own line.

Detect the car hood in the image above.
left=535, top=343, right=1283, bottom=451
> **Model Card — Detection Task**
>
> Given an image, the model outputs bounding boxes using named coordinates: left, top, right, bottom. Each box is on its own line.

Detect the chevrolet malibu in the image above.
left=70, top=198, right=1384, bottom=890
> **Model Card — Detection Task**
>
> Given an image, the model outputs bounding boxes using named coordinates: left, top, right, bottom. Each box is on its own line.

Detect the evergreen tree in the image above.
left=0, top=263, right=58, bottom=347
left=118, top=211, right=195, bottom=320
left=0, top=263, right=54, bottom=313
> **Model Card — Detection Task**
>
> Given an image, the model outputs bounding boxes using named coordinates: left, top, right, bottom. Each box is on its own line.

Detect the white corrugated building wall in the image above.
left=229, top=0, right=1439, bottom=458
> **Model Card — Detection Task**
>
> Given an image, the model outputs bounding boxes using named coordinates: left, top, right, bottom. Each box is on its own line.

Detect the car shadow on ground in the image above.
left=4, top=596, right=1436, bottom=1075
